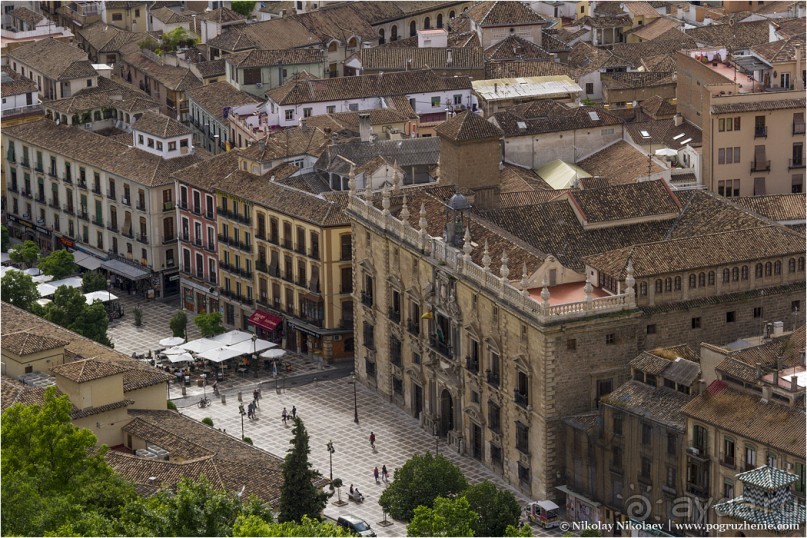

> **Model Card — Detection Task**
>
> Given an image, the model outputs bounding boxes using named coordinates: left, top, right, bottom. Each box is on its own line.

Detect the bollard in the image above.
left=181, top=386, right=186, bottom=397
left=238, top=391, right=242, bottom=402
left=221, top=394, right=226, bottom=405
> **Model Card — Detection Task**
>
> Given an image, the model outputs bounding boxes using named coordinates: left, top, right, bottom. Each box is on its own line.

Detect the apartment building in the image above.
left=100, top=1, right=148, bottom=33
left=186, top=82, right=261, bottom=154
left=224, top=49, right=327, bottom=98
left=346, top=111, right=805, bottom=501
left=8, top=38, right=98, bottom=101
left=676, top=50, right=806, bottom=196
left=3, top=111, right=206, bottom=297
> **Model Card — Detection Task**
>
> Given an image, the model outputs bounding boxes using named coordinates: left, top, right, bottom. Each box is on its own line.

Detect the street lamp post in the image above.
left=252, top=334, right=258, bottom=378
left=326, top=440, right=335, bottom=485
left=433, top=423, right=439, bottom=456
left=352, top=372, right=359, bottom=424
left=239, top=403, right=246, bottom=440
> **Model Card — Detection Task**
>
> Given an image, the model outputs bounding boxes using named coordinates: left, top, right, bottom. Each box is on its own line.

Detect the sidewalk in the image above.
left=179, top=376, right=561, bottom=537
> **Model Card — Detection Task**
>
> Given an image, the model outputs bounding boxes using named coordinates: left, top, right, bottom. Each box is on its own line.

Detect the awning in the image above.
left=101, top=259, right=151, bottom=281
left=73, top=251, right=103, bottom=271
left=248, top=310, right=282, bottom=331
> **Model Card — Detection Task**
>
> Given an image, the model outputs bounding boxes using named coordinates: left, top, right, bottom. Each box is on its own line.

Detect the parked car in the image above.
left=336, top=515, right=376, bottom=537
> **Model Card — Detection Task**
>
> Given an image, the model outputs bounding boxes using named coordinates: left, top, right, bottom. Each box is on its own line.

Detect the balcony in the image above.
left=163, top=201, right=174, bottom=212
left=361, top=292, right=374, bottom=307
left=407, top=319, right=420, bottom=336
left=309, top=248, right=320, bottom=260
left=121, top=229, right=134, bottom=239
left=789, top=158, right=805, bottom=169
left=36, top=193, right=45, bottom=203
left=107, top=221, right=118, bottom=232
left=48, top=198, right=60, bottom=209
left=750, top=160, right=770, bottom=172
left=256, top=260, right=268, bottom=274
left=486, top=370, right=500, bottom=388
left=794, top=123, right=805, bottom=135
left=754, top=126, right=767, bottom=138
left=121, top=196, right=131, bottom=206
left=687, top=445, right=710, bottom=463
left=283, top=239, right=293, bottom=250
left=514, top=390, right=529, bottom=408
left=720, top=454, right=736, bottom=470
left=178, top=200, right=188, bottom=210
left=686, top=483, right=709, bottom=498
left=256, top=231, right=266, bottom=241
left=9, top=184, right=18, bottom=193
left=136, top=201, right=146, bottom=211
left=388, top=307, right=401, bottom=323
left=20, top=160, right=30, bottom=169
left=339, top=318, right=354, bottom=330
left=269, top=234, right=279, bottom=245
left=107, top=190, right=116, bottom=200
left=194, top=238, right=202, bottom=247
left=91, top=185, right=102, bottom=195
left=48, top=168, right=58, bottom=178
left=21, top=189, right=32, bottom=199
left=391, top=351, right=402, bottom=367
left=429, top=335, right=452, bottom=358
left=34, top=164, right=44, bottom=173
left=465, top=356, right=479, bottom=373
left=162, top=234, right=176, bottom=244
left=137, top=233, right=149, bottom=244
left=77, top=179, right=87, bottom=190
left=205, top=242, right=216, bottom=252
left=192, top=205, right=201, bottom=215
left=77, top=210, right=89, bottom=221
left=63, top=204, right=74, bottom=215
left=62, top=174, right=72, bottom=184
left=93, top=217, right=104, bottom=227
left=205, top=211, right=214, bottom=221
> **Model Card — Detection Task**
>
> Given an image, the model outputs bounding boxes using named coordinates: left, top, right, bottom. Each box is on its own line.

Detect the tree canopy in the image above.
left=278, top=417, right=329, bottom=522
left=231, top=1, right=256, bottom=17
left=463, top=480, right=522, bottom=537
left=82, top=270, right=108, bottom=293
left=1, top=270, right=40, bottom=310
left=8, top=239, right=40, bottom=267
left=379, top=453, right=469, bottom=521
left=38, top=249, right=76, bottom=279
left=1, top=225, right=9, bottom=252
left=44, top=285, right=112, bottom=346
left=169, top=310, right=188, bottom=339
left=194, top=311, right=226, bottom=337
left=233, top=515, right=353, bottom=537
left=407, top=496, right=478, bottom=537
left=1, top=387, right=137, bottom=536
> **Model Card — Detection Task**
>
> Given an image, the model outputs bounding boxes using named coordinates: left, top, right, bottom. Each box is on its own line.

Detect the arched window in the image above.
left=449, top=10, right=455, bottom=19
left=765, top=262, right=772, bottom=276
left=800, top=257, right=805, bottom=271
left=741, top=265, right=748, bottom=280
left=774, top=261, right=781, bottom=275
left=665, top=277, right=672, bottom=292
left=410, top=20, right=417, bottom=36
left=378, top=28, right=385, bottom=44
left=437, top=14, right=443, bottom=28
left=722, top=268, right=730, bottom=283
left=755, top=263, right=763, bottom=278
left=639, top=282, right=647, bottom=296
left=732, top=267, right=739, bottom=281
left=328, top=41, right=338, bottom=52
left=789, top=258, right=797, bottom=273
left=424, top=16, right=431, bottom=29
left=347, top=37, right=358, bottom=49
left=674, top=276, right=681, bottom=291
left=698, top=272, right=706, bottom=287
left=689, top=274, right=697, bottom=288
left=655, top=279, right=663, bottom=293
left=708, top=271, right=715, bottom=286
left=391, top=25, right=398, bottom=41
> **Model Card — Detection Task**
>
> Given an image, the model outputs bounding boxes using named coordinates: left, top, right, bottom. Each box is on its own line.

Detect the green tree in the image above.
left=8, top=239, right=40, bottom=268
left=162, top=26, right=198, bottom=52
left=37, top=249, right=76, bottom=279
left=194, top=311, right=225, bottom=337
left=233, top=514, right=354, bottom=537
left=231, top=1, right=256, bottom=16
left=44, top=285, right=112, bottom=346
left=2, top=387, right=137, bottom=536
left=1, top=224, right=9, bottom=252
left=170, top=309, right=188, bottom=339
left=1, top=270, right=40, bottom=310
left=278, top=417, right=329, bottom=522
left=379, top=453, right=469, bottom=521
left=82, top=270, right=108, bottom=292
left=407, top=496, right=477, bottom=537
left=463, top=481, right=521, bottom=537
left=504, top=523, right=533, bottom=537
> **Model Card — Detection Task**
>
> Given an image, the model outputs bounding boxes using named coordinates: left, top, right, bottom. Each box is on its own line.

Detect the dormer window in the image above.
left=147, top=138, right=154, bottom=148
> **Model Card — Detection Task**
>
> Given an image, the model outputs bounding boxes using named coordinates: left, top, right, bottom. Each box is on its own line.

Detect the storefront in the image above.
left=6, top=214, right=51, bottom=252
left=101, top=258, right=152, bottom=296
left=182, top=278, right=219, bottom=314
left=248, top=309, right=283, bottom=343
left=72, top=250, right=104, bottom=272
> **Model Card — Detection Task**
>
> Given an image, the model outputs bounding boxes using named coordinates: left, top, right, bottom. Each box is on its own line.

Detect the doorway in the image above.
left=472, top=423, right=483, bottom=460
left=439, top=389, right=454, bottom=436
left=412, top=383, right=423, bottom=419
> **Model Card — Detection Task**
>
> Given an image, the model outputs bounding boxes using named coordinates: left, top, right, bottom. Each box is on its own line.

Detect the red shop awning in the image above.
left=248, top=310, right=282, bottom=331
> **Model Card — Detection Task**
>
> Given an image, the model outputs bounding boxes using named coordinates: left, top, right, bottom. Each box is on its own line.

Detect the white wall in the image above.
left=1, top=90, right=37, bottom=112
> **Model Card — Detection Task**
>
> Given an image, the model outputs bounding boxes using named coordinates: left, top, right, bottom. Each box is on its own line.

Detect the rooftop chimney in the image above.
left=791, top=374, right=798, bottom=392
left=674, top=113, right=683, bottom=127
left=446, top=49, right=453, bottom=66
left=358, top=113, right=371, bottom=142
left=773, top=321, right=784, bottom=336
left=697, top=378, right=706, bottom=396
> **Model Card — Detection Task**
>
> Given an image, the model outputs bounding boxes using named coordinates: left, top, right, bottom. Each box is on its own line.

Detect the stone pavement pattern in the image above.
left=180, top=377, right=562, bottom=537
left=107, top=294, right=203, bottom=356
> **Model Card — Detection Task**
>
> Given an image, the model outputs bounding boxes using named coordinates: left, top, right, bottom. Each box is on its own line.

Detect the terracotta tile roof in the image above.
left=772, top=17, right=807, bottom=39
left=498, top=164, right=552, bottom=192
left=602, top=380, right=691, bottom=430
left=594, top=1, right=627, bottom=16
left=1, top=67, right=38, bottom=98
left=185, top=81, right=260, bottom=120
left=465, top=1, right=546, bottom=26
left=276, top=171, right=331, bottom=194
left=491, top=102, right=623, bottom=137
left=2, top=331, right=68, bottom=355
left=567, top=41, right=620, bottom=75
left=45, top=75, right=160, bottom=116
left=686, top=20, right=770, bottom=49
left=710, top=98, right=806, bottom=114
left=11, top=6, right=44, bottom=26
left=752, top=33, right=806, bottom=64
left=357, top=46, right=484, bottom=70
left=51, top=358, right=130, bottom=382
left=495, top=189, right=569, bottom=208
left=563, top=412, right=599, bottom=433
left=623, top=1, right=661, bottom=18
left=580, top=14, right=632, bottom=29
left=105, top=450, right=223, bottom=493
left=197, top=6, right=246, bottom=23
left=730, top=194, right=807, bottom=223
left=9, top=38, right=96, bottom=81
left=121, top=52, right=202, bottom=92
left=722, top=326, right=806, bottom=381
left=682, top=383, right=806, bottom=458
left=484, top=35, right=551, bottom=61
left=378, top=32, right=480, bottom=50
left=316, top=138, right=440, bottom=175
left=541, top=30, right=572, bottom=53
left=290, top=3, right=377, bottom=42
left=639, top=95, right=677, bottom=118
left=570, top=179, right=681, bottom=224
left=601, top=71, right=675, bottom=90
left=225, top=48, right=326, bottom=68
left=577, top=141, right=664, bottom=184
left=631, top=351, right=676, bottom=376
left=172, top=150, right=241, bottom=192
left=302, top=108, right=411, bottom=133
left=150, top=6, right=193, bottom=24
left=242, top=126, right=331, bottom=162
left=435, top=110, right=503, bottom=142
left=266, top=69, right=471, bottom=105
left=485, top=60, right=573, bottom=79
left=133, top=110, right=192, bottom=137
left=72, top=399, right=134, bottom=419
left=1, top=377, right=47, bottom=411
left=385, top=94, right=420, bottom=118
left=624, top=119, right=702, bottom=148
left=584, top=225, right=805, bottom=278
left=4, top=119, right=208, bottom=187
left=626, top=16, right=680, bottom=41
left=610, top=38, right=696, bottom=68
left=192, top=59, right=226, bottom=79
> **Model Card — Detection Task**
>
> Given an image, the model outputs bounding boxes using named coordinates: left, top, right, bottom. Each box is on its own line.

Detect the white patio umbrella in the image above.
left=162, top=346, right=187, bottom=355
left=36, top=298, right=52, bottom=307
left=198, top=346, right=245, bottom=363
left=166, top=352, right=194, bottom=363
left=226, top=338, right=277, bottom=355
left=260, top=348, right=287, bottom=359
left=211, top=330, right=253, bottom=346
left=654, top=148, right=678, bottom=157
left=180, top=338, right=222, bottom=354
left=84, top=290, right=118, bottom=304
left=159, top=336, right=186, bottom=347
left=24, top=267, right=42, bottom=276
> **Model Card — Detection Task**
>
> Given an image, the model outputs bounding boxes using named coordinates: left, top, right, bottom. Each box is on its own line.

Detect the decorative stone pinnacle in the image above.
left=540, top=274, right=550, bottom=304
left=462, top=226, right=472, bottom=259
left=399, top=194, right=410, bottom=221
left=382, top=182, right=391, bottom=214
left=348, top=165, right=356, bottom=194
left=500, top=251, right=510, bottom=280
left=520, top=262, right=530, bottom=296
left=482, top=240, right=491, bottom=272
left=419, top=202, right=428, bottom=232
left=584, top=276, right=593, bottom=301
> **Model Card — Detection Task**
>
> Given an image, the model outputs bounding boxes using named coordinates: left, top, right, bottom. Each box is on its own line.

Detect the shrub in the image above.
left=201, top=417, right=214, bottom=427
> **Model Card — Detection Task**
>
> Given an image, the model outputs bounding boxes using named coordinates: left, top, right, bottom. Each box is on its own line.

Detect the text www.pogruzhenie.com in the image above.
left=560, top=520, right=802, bottom=534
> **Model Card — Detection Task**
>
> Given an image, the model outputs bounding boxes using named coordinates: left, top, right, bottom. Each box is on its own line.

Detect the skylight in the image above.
left=640, top=130, right=651, bottom=138
left=517, top=121, right=527, bottom=129
left=679, top=138, right=692, bottom=145
left=672, top=133, right=685, bottom=140
left=588, top=111, right=600, bottom=121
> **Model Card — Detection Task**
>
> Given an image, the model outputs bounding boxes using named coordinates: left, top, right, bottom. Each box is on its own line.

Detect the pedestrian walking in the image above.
left=291, top=405, right=297, bottom=418
left=282, top=407, right=288, bottom=425
left=248, top=402, right=254, bottom=420
left=374, top=466, right=380, bottom=484
left=253, top=389, right=260, bottom=407
left=381, top=465, right=388, bottom=483
left=369, top=431, right=376, bottom=450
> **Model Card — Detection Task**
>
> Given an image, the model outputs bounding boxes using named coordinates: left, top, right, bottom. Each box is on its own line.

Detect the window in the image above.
left=639, top=282, right=647, bottom=295
left=753, top=307, right=762, bottom=318
left=765, top=262, right=772, bottom=276
left=794, top=300, right=801, bottom=313
left=243, top=67, right=261, bottom=85
left=745, top=445, right=756, bottom=470
left=641, top=457, right=651, bottom=479
left=708, top=271, right=715, bottom=286
left=724, top=479, right=734, bottom=499
left=741, top=265, right=748, bottom=280
left=655, top=279, right=662, bottom=293
left=595, top=379, right=612, bottom=408
left=612, top=445, right=622, bottom=470
left=665, top=277, right=672, bottom=292
left=718, top=179, right=740, bottom=197
left=112, top=12, right=122, bottom=21
left=605, top=333, right=615, bottom=345
left=722, top=268, right=730, bottom=283
left=488, top=401, right=501, bottom=433
left=666, top=466, right=676, bottom=489
left=567, top=338, right=576, bottom=351
left=731, top=267, right=739, bottom=281
left=642, top=423, right=652, bottom=445
left=517, top=463, right=531, bottom=484
left=790, top=258, right=797, bottom=273
left=168, top=141, right=176, bottom=151
left=326, top=105, right=336, bottom=114
left=674, top=276, right=681, bottom=290
left=726, top=311, right=736, bottom=323
left=431, top=96, right=441, bottom=107
left=585, top=82, right=594, bottom=94
left=698, top=272, right=706, bottom=287
left=774, top=260, right=781, bottom=275
left=667, top=432, right=677, bottom=456
left=793, top=174, right=804, bottom=193
left=754, top=177, right=766, bottom=196
left=284, top=109, right=294, bottom=121
left=692, top=317, right=701, bottom=329
left=646, top=324, right=657, bottom=335
left=613, top=413, right=623, bottom=435
left=796, top=463, right=805, bottom=494
left=723, top=437, right=736, bottom=466
left=303, top=107, right=312, bottom=118
left=515, top=422, right=529, bottom=454
left=756, top=263, right=764, bottom=278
